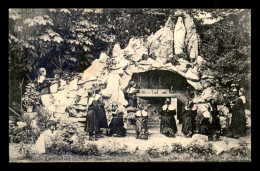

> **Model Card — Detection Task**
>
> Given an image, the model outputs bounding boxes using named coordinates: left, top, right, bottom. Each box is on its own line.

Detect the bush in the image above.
left=228, top=141, right=251, bottom=159
left=160, top=145, right=171, bottom=156
left=46, top=120, right=87, bottom=155
left=100, top=142, right=127, bottom=156
left=9, top=106, right=54, bottom=144
left=186, top=143, right=215, bottom=156
left=145, top=146, right=160, bottom=157
left=21, top=82, right=41, bottom=112
left=35, top=106, right=52, bottom=132
left=171, top=143, right=185, bottom=153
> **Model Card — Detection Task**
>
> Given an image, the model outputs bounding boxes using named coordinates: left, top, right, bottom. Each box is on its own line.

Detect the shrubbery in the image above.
left=46, top=120, right=87, bottom=155
left=9, top=106, right=53, bottom=144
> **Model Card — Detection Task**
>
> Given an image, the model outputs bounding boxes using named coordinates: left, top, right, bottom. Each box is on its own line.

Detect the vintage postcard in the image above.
left=9, top=8, right=251, bottom=162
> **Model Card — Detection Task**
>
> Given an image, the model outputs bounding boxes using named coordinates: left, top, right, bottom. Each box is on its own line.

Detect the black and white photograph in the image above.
left=8, top=8, right=251, bottom=162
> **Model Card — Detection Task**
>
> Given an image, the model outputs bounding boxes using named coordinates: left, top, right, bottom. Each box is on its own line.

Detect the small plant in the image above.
left=171, top=143, right=185, bottom=153
left=17, top=142, right=34, bottom=159
left=160, top=145, right=171, bottom=156
left=166, top=54, right=180, bottom=66
left=185, top=143, right=215, bottom=156
left=80, top=143, right=100, bottom=156
left=228, top=141, right=251, bottom=160
left=146, top=146, right=160, bottom=157
left=21, top=83, right=41, bottom=112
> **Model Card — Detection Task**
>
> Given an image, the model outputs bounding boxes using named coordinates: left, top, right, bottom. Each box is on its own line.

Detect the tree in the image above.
left=196, top=9, right=251, bottom=89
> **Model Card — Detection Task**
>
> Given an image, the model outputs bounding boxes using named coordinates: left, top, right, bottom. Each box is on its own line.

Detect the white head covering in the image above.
left=95, top=94, right=101, bottom=101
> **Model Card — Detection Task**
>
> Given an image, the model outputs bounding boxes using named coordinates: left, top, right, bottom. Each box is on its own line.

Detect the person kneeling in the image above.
left=108, top=102, right=126, bottom=137
left=135, top=104, right=149, bottom=140
left=182, top=100, right=197, bottom=138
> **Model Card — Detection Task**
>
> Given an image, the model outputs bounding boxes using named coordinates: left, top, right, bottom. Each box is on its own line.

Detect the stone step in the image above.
left=67, top=117, right=86, bottom=122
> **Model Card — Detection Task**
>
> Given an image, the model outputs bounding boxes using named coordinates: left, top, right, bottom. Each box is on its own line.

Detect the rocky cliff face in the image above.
left=43, top=10, right=217, bottom=118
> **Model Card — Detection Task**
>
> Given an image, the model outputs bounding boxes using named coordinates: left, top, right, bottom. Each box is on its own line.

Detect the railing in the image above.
left=136, top=89, right=182, bottom=97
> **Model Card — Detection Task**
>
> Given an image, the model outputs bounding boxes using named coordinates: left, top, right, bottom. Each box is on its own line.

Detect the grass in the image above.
left=9, top=143, right=251, bottom=162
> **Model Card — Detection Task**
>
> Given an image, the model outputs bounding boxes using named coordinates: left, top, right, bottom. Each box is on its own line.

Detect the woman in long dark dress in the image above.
left=160, top=98, right=177, bottom=137
left=181, top=100, right=197, bottom=137
left=209, top=99, right=221, bottom=139
left=108, top=103, right=126, bottom=137
left=230, top=88, right=247, bottom=138
left=95, top=93, right=109, bottom=136
left=85, top=97, right=99, bottom=141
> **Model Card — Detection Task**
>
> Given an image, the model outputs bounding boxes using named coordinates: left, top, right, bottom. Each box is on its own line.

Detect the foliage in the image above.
left=9, top=119, right=41, bottom=144
left=16, top=142, right=35, bottom=159
left=60, top=70, right=81, bottom=84
left=21, top=82, right=41, bottom=111
left=185, top=142, right=215, bottom=156
left=34, top=106, right=53, bottom=132
left=46, top=120, right=87, bottom=155
left=9, top=8, right=251, bottom=115
left=171, top=143, right=186, bottom=153
left=228, top=140, right=251, bottom=159
left=100, top=142, right=128, bottom=155
left=9, top=106, right=53, bottom=143
left=145, top=146, right=160, bottom=157
left=197, top=9, right=251, bottom=88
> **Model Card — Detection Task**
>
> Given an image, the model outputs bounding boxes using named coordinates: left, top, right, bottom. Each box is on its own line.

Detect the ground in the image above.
left=9, top=123, right=251, bottom=162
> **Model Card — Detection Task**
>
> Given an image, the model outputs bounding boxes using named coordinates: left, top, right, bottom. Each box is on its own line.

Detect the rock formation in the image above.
left=41, top=10, right=218, bottom=118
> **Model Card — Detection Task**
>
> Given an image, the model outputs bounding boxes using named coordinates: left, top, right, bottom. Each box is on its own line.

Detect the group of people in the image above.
left=180, top=87, right=248, bottom=139
left=85, top=90, right=110, bottom=141
left=84, top=86, right=248, bottom=141
left=85, top=89, right=130, bottom=141
left=34, top=68, right=247, bottom=141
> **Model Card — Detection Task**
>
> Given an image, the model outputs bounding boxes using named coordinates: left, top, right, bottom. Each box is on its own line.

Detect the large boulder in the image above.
left=99, top=52, right=109, bottom=63
left=101, top=73, right=120, bottom=99
left=225, top=137, right=241, bottom=150
left=176, top=58, right=192, bottom=73
left=68, top=78, right=78, bottom=91
left=52, top=90, right=70, bottom=106
left=197, top=87, right=216, bottom=103
left=124, top=38, right=148, bottom=62
left=50, top=83, right=58, bottom=94
left=78, top=59, right=105, bottom=85
left=185, top=66, right=200, bottom=82
left=58, top=79, right=67, bottom=90
left=35, top=130, right=55, bottom=154
left=41, top=94, right=54, bottom=108
left=146, top=26, right=174, bottom=63
left=187, top=80, right=203, bottom=90
left=211, top=141, right=229, bottom=155
left=196, top=55, right=205, bottom=66
left=17, top=121, right=27, bottom=128
left=174, top=17, right=186, bottom=55
left=191, top=134, right=209, bottom=142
